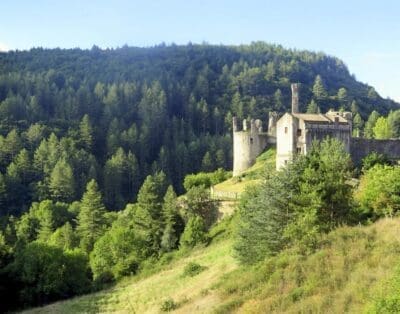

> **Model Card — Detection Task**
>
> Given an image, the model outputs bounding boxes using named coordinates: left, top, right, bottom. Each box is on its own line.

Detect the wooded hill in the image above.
left=0, top=42, right=398, bottom=214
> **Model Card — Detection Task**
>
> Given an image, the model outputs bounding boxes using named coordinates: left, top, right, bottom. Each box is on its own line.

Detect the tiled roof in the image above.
left=292, top=113, right=349, bottom=124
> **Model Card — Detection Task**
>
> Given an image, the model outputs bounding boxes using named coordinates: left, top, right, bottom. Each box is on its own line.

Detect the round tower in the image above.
left=232, top=118, right=266, bottom=176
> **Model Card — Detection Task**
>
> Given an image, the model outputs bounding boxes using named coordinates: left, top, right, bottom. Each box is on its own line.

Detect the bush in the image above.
left=10, top=242, right=91, bottom=305
left=180, top=216, right=208, bottom=248
left=362, top=152, right=389, bottom=172
left=182, top=262, right=207, bottom=277
left=355, top=165, right=400, bottom=218
left=160, top=297, right=177, bottom=312
left=183, top=168, right=230, bottom=191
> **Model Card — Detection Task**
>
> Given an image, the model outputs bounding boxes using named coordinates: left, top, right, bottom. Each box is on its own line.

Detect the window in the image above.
left=250, top=137, right=253, bottom=144
left=296, top=147, right=302, bottom=154
left=297, top=129, right=302, bottom=136
left=284, top=127, right=288, bottom=134
left=284, top=160, right=288, bottom=165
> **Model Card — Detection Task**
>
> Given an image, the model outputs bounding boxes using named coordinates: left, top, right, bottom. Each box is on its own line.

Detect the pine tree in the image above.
left=373, top=117, right=393, bottom=139
left=387, top=110, right=400, bottom=137
left=364, top=110, right=380, bottom=138
left=306, top=99, right=319, bottom=114
left=79, top=114, right=93, bottom=151
left=77, top=180, right=107, bottom=252
left=201, top=152, right=213, bottom=172
left=104, top=148, right=126, bottom=209
left=160, top=186, right=180, bottom=252
left=274, top=89, right=284, bottom=111
left=337, top=87, right=348, bottom=104
left=352, top=113, right=364, bottom=137
left=49, top=158, right=75, bottom=202
left=312, top=75, right=328, bottom=100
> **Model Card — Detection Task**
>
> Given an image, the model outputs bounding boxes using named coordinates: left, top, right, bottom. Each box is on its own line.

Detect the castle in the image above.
left=232, top=83, right=400, bottom=176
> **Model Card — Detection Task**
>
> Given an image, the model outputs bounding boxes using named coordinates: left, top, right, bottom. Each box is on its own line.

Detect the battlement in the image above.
left=232, top=118, right=265, bottom=134
left=232, top=116, right=270, bottom=176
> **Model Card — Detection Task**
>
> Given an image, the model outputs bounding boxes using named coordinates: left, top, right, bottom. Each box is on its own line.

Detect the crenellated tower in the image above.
left=232, top=117, right=270, bottom=176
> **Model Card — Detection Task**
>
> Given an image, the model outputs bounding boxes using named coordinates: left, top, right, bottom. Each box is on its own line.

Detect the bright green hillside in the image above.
left=22, top=148, right=400, bottom=314
left=22, top=218, right=400, bottom=313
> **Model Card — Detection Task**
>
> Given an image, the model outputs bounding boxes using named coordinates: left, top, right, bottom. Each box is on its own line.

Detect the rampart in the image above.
left=350, top=138, right=400, bottom=165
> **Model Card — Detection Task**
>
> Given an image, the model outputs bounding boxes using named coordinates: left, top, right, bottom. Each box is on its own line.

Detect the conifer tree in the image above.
left=201, top=152, right=213, bottom=172
left=49, top=158, right=75, bottom=202
left=77, top=179, right=107, bottom=252
left=306, top=99, right=319, bottom=114
left=364, top=110, right=380, bottom=138
left=352, top=113, right=364, bottom=137
left=79, top=114, right=94, bottom=151
left=373, top=117, right=393, bottom=139
left=312, top=75, right=328, bottom=100
left=160, top=186, right=180, bottom=252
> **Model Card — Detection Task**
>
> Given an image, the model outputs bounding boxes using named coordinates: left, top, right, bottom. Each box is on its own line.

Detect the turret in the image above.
left=232, top=116, right=238, bottom=132
left=291, top=83, right=299, bottom=114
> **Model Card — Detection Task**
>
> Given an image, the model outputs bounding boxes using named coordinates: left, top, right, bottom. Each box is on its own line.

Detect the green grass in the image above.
left=24, top=217, right=400, bottom=314
left=213, top=147, right=275, bottom=195
left=213, top=217, right=400, bottom=313
left=22, top=238, right=237, bottom=314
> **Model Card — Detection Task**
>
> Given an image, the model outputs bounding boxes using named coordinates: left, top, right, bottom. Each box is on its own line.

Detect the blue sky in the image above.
left=1, top=0, right=399, bottom=101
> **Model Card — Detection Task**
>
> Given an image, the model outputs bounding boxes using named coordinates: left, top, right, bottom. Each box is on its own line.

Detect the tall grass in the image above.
left=214, top=218, right=400, bottom=313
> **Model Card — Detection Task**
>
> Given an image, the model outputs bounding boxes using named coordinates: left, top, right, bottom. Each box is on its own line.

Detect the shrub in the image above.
left=183, top=168, right=230, bottom=191
left=355, top=165, right=400, bottom=217
left=182, top=262, right=207, bottom=277
left=160, top=297, right=177, bottom=312
left=180, top=216, right=208, bottom=248
left=10, top=242, right=91, bottom=305
left=362, top=152, right=389, bottom=172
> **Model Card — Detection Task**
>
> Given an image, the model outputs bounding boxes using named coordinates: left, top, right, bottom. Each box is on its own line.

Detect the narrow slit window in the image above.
left=284, top=127, right=288, bottom=134
left=297, top=129, right=302, bottom=136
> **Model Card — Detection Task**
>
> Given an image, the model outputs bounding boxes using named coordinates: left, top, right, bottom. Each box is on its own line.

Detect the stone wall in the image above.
left=232, top=118, right=269, bottom=176
left=350, top=138, right=400, bottom=165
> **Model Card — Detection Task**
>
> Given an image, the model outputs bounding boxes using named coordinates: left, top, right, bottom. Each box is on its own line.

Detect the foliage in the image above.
left=369, top=265, right=400, bottom=313
left=183, top=168, right=230, bottom=191
left=355, top=165, right=400, bottom=217
left=183, top=185, right=218, bottom=227
left=361, top=151, right=390, bottom=172
left=160, top=297, right=178, bottom=312
left=182, top=261, right=207, bottom=277
left=364, top=110, right=380, bottom=138
left=373, top=116, right=393, bottom=139
left=9, top=242, right=91, bottom=306
left=235, top=138, right=353, bottom=264
left=77, top=180, right=107, bottom=252
left=180, top=215, right=208, bottom=248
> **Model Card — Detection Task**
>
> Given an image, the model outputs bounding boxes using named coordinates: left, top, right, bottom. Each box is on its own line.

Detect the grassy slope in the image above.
left=23, top=238, right=237, bottom=314
left=214, top=218, right=400, bottom=313
left=24, top=218, right=400, bottom=314
left=213, top=147, right=275, bottom=194
left=23, top=148, right=400, bottom=313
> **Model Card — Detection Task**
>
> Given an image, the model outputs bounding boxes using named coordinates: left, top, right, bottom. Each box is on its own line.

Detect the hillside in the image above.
left=0, top=43, right=398, bottom=215
left=23, top=217, right=400, bottom=313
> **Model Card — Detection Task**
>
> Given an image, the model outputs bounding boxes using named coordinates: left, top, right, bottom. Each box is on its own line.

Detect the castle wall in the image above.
left=305, top=123, right=351, bottom=154
left=350, top=138, right=400, bottom=165
left=232, top=131, right=268, bottom=176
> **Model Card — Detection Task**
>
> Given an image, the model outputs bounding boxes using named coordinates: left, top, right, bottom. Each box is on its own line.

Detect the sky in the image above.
left=1, top=0, right=399, bottom=101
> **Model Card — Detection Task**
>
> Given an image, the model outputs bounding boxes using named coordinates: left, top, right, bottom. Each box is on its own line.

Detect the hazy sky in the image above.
left=1, top=0, right=399, bottom=101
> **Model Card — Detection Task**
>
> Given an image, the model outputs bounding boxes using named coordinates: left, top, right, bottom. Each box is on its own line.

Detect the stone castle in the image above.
left=232, top=83, right=400, bottom=176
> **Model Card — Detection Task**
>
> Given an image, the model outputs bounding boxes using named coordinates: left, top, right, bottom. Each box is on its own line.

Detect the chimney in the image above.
left=291, top=83, right=299, bottom=114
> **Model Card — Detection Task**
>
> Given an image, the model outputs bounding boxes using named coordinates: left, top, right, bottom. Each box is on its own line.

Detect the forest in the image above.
left=0, top=42, right=399, bottom=311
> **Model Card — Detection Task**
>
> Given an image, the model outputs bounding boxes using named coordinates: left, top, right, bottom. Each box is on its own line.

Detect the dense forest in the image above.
left=0, top=42, right=399, bottom=311
left=0, top=43, right=398, bottom=213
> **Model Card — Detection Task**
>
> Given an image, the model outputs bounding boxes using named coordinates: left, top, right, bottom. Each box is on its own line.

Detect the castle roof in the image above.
left=292, top=113, right=349, bottom=124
